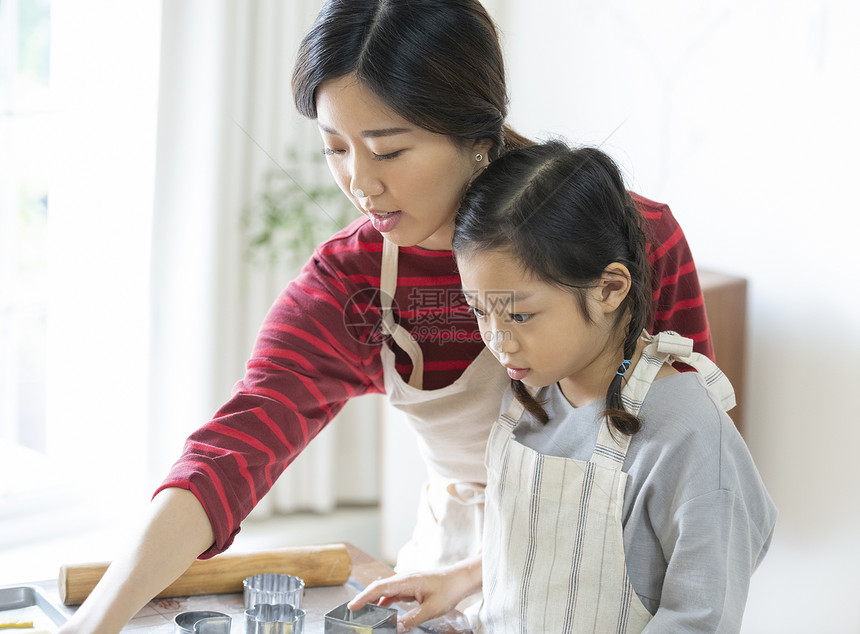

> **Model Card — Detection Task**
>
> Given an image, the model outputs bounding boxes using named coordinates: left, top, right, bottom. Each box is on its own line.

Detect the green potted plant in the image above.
left=243, top=149, right=355, bottom=266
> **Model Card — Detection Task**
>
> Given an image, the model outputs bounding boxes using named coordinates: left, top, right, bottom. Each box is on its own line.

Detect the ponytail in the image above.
left=497, top=124, right=535, bottom=158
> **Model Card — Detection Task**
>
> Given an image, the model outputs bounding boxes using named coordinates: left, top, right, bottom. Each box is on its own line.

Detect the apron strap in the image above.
left=591, top=333, right=661, bottom=468
left=618, top=332, right=670, bottom=418
left=380, top=238, right=425, bottom=389
left=497, top=397, right=525, bottom=432
left=592, top=419, right=633, bottom=469
left=591, top=330, right=736, bottom=468
left=646, top=331, right=737, bottom=412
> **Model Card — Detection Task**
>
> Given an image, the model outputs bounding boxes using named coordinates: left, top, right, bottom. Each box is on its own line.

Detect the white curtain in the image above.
left=0, top=0, right=161, bottom=579
left=148, top=0, right=380, bottom=518
left=44, top=0, right=161, bottom=505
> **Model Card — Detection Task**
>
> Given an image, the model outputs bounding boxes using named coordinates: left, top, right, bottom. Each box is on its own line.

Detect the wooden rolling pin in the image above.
left=58, top=542, right=352, bottom=605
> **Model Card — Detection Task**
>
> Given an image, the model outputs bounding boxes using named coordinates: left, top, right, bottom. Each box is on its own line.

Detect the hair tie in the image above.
left=616, top=359, right=631, bottom=377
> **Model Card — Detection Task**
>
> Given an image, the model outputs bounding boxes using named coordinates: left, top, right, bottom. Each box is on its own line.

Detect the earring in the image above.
left=353, top=188, right=366, bottom=198
left=475, top=153, right=483, bottom=162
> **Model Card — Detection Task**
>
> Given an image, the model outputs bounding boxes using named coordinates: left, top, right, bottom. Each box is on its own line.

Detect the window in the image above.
left=0, top=0, right=161, bottom=584
left=1, top=0, right=50, bottom=454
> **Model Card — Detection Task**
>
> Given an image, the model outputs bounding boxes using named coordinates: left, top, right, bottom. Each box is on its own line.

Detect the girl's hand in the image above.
left=348, top=556, right=482, bottom=632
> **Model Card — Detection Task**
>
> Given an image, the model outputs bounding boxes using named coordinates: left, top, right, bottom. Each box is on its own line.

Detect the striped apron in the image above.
left=475, top=331, right=735, bottom=633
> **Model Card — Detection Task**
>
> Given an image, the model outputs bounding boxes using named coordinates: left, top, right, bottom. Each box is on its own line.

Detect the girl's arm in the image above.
left=348, top=555, right=483, bottom=631
left=644, top=489, right=776, bottom=633
left=57, top=488, right=215, bottom=634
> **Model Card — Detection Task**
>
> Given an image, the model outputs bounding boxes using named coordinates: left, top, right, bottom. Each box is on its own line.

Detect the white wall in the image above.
left=493, top=1, right=859, bottom=632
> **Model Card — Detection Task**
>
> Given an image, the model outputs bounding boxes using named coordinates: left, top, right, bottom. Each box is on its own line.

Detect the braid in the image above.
left=601, top=194, right=652, bottom=437
left=512, top=379, right=549, bottom=424
left=602, top=323, right=644, bottom=436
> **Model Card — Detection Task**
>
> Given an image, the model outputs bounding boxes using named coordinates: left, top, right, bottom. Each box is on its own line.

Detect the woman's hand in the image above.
left=348, top=556, right=482, bottom=632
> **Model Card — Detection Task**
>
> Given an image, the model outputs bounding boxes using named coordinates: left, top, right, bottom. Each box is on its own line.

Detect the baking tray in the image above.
left=0, top=585, right=68, bottom=629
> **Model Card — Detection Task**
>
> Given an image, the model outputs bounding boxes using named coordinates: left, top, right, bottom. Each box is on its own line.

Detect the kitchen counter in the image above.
left=1, top=543, right=472, bottom=633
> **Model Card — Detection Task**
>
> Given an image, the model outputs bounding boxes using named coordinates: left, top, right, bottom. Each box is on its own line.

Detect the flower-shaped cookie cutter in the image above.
left=243, top=574, right=305, bottom=610
left=244, top=602, right=306, bottom=634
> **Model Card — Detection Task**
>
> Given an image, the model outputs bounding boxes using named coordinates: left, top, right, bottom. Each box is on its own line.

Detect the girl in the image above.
left=349, top=142, right=776, bottom=632
left=59, top=2, right=714, bottom=632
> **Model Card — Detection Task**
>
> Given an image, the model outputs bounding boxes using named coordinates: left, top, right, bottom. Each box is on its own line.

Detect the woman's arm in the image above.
left=155, top=230, right=385, bottom=558
left=348, top=555, right=483, bottom=631
left=57, top=488, right=214, bottom=634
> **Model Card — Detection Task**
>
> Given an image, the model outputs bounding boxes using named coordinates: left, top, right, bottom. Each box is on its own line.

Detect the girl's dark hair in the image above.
left=453, top=141, right=652, bottom=436
left=292, top=0, right=532, bottom=159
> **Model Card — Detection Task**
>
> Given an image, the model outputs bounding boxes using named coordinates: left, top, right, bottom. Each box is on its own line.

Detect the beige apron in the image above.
left=378, top=239, right=510, bottom=571
left=475, top=331, right=735, bottom=633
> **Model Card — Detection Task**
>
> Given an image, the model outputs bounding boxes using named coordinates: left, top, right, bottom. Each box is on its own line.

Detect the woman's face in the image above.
left=315, top=74, right=489, bottom=250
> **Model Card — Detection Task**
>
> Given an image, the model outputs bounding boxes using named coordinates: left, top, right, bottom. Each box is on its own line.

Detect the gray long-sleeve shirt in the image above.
left=507, top=372, right=777, bottom=632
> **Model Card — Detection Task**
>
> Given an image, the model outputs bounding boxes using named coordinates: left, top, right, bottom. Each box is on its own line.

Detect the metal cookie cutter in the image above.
left=244, top=602, right=306, bottom=634
left=324, top=602, right=397, bottom=633
left=243, top=574, right=305, bottom=610
left=173, top=610, right=232, bottom=634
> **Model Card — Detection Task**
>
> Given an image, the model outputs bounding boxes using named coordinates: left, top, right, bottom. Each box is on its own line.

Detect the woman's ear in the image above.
left=471, top=138, right=493, bottom=161
left=467, top=139, right=494, bottom=183
left=596, top=263, right=632, bottom=314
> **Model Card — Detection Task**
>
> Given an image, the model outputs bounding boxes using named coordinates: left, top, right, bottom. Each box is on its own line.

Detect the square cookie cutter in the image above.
left=324, top=601, right=397, bottom=633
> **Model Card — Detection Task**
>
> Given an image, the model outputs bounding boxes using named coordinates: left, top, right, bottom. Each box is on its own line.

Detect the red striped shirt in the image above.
left=157, top=195, right=712, bottom=557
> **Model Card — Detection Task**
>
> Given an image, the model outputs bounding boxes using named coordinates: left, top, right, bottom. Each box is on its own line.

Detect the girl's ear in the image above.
left=596, top=263, right=632, bottom=314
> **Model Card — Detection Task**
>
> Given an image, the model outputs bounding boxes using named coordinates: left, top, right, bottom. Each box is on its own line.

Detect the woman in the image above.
left=58, top=1, right=712, bottom=631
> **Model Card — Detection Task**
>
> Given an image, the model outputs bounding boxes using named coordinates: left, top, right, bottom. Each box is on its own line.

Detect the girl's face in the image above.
left=458, top=249, right=627, bottom=408
left=316, top=74, right=489, bottom=250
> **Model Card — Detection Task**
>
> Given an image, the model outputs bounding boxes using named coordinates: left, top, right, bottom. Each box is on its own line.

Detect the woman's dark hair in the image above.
left=453, top=141, right=652, bottom=435
left=292, top=0, right=532, bottom=160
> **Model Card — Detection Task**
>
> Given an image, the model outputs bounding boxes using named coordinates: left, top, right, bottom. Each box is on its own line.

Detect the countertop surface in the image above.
left=1, top=543, right=472, bottom=633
